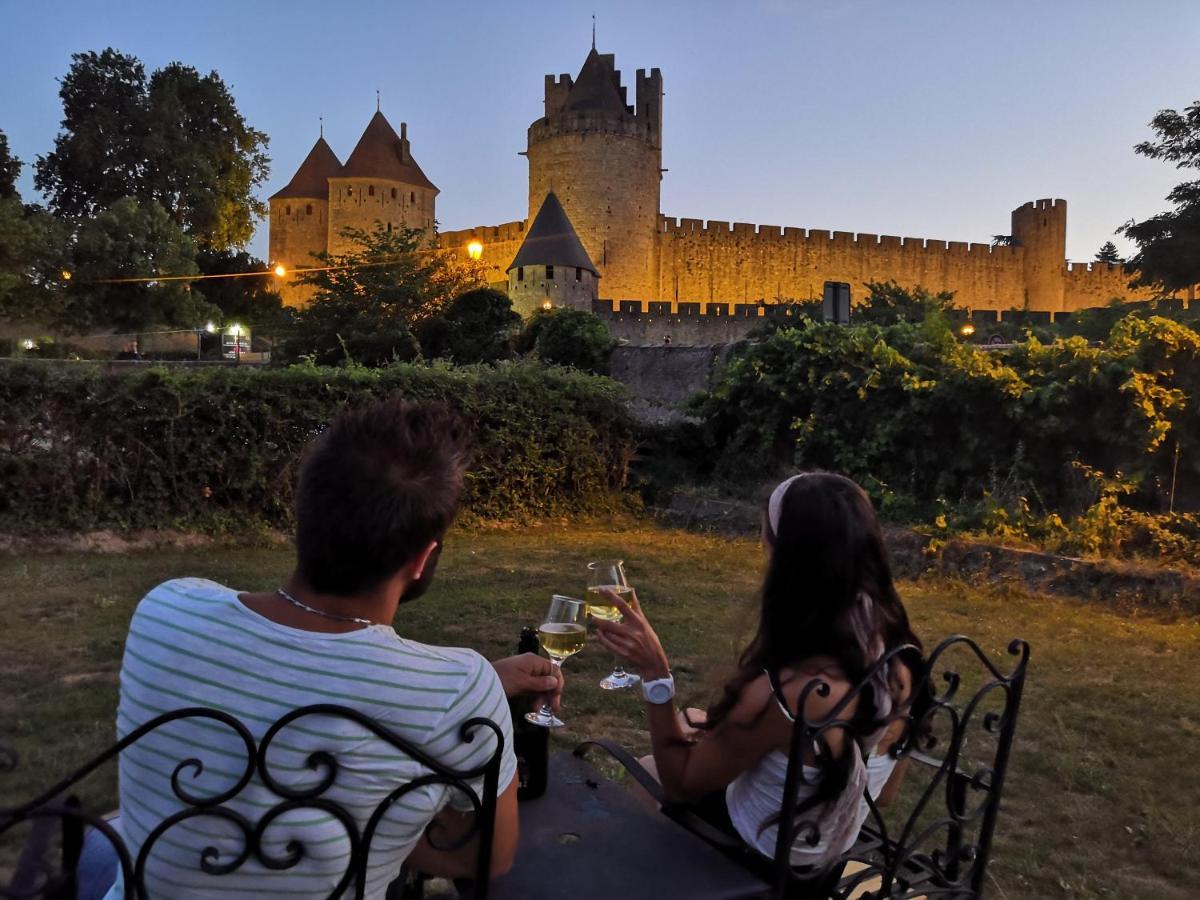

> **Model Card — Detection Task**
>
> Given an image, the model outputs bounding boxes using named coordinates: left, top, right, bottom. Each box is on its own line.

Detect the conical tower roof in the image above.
left=508, top=192, right=598, bottom=275
left=341, top=110, right=437, bottom=191
left=561, top=48, right=628, bottom=114
left=270, top=136, right=343, bottom=200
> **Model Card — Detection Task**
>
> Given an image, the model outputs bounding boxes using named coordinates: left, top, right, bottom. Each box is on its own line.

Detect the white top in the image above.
left=725, top=748, right=896, bottom=864
left=725, top=669, right=896, bottom=865
left=105, top=578, right=516, bottom=899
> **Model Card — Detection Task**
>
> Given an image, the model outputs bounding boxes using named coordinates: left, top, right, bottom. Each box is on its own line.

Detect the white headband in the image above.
left=767, top=474, right=806, bottom=535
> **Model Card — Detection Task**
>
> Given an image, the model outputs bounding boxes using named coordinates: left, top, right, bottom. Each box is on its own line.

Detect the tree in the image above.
left=194, top=248, right=292, bottom=333
left=418, top=288, right=521, bottom=363
left=34, top=49, right=269, bottom=250
left=0, top=137, right=70, bottom=323
left=854, top=281, right=956, bottom=326
left=0, top=130, right=20, bottom=200
left=1095, top=241, right=1123, bottom=265
left=515, top=307, right=615, bottom=374
left=1119, top=99, right=1200, bottom=295
left=62, top=197, right=214, bottom=333
left=281, top=224, right=487, bottom=366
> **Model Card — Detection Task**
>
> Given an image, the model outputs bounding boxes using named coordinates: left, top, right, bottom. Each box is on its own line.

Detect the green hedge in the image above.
left=0, top=360, right=638, bottom=532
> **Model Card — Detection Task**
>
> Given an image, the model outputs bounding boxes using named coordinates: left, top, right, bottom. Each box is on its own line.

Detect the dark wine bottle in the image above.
left=512, top=626, right=549, bottom=801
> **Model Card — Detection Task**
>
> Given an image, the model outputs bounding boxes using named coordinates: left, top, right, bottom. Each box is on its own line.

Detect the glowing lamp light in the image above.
left=229, top=323, right=243, bottom=336
left=205, top=322, right=216, bottom=333
left=542, top=300, right=553, bottom=311
left=61, top=270, right=72, bottom=281
left=960, top=323, right=976, bottom=338
left=467, top=240, right=484, bottom=261
left=21, top=339, right=36, bottom=350
left=273, top=264, right=287, bottom=278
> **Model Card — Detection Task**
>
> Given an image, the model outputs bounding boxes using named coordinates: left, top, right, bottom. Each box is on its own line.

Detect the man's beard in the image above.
left=399, top=541, right=442, bottom=605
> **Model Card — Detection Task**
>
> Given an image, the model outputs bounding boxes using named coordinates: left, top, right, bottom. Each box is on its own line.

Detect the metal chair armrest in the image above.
left=572, top=740, right=748, bottom=853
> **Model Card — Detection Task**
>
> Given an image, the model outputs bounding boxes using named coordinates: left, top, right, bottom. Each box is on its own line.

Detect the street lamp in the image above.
left=273, top=264, right=287, bottom=278
left=467, top=240, right=484, bottom=261
left=230, top=323, right=244, bottom=363
left=960, top=323, right=976, bottom=339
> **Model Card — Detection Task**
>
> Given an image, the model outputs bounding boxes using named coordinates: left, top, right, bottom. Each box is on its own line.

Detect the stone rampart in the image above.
left=653, top=215, right=1162, bottom=313
left=437, top=220, right=528, bottom=285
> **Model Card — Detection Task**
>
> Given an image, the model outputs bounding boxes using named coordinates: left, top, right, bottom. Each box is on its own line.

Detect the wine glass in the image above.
left=525, top=595, right=587, bottom=728
left=586, top=560, right=640, bottom=690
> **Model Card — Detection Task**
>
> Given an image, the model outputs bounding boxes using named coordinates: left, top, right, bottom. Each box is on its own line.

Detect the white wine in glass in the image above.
left=586, top=560, right=641, bottom=691
left=526, top=595, right=587, bottom=728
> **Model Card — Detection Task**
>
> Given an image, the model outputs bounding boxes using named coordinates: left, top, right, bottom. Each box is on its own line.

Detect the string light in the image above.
left=84, top=256, right=417, bottom=285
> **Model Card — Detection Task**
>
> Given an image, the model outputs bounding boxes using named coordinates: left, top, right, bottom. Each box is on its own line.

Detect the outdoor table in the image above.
left=487, top=752, right=769, bottom=900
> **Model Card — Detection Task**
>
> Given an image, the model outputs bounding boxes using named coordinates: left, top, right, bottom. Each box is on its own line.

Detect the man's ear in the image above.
left=409, top=540, right=439, bottom=581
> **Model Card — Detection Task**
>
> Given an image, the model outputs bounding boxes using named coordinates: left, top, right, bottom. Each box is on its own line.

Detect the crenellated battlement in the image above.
left=1015, top=198, right=1067, bottom=213
left=656, top=216, right=1019, bottom=259
left=438, top=219, right=528, bottom=246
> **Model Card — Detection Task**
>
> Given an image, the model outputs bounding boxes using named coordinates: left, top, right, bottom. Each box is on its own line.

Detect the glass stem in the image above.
left=540, top=660, right=563, bottom=717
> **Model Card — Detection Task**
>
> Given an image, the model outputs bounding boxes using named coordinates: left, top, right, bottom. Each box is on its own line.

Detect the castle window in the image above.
left=387, top=222, right=392, bottom=233
left=391, top=188, right=397, bottom=200
left=285, top=205, right=291, bottom=215
left=575, top=267, right=582, bottom=282
left=347, top=187, right=353, bottom=197
left=368, top=185, right=375, bottom=197
left=517, top=267, right=524, bottom=282
left=305, top=204, right=312, bottom=215
left=410, top=192, right=415, bottom=204
left=546, top=265, right=554, bottom=280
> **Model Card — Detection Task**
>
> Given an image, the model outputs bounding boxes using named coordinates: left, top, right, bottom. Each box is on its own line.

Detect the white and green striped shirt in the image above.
left=107, top=578, right=515, bottom=899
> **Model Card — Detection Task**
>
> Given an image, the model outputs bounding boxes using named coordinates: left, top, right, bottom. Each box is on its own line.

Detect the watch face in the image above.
left=647, top=682, right=672, bottom=703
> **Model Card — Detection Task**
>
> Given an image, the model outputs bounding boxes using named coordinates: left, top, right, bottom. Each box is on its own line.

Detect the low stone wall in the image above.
left=607, top=344, right=738, bottom=424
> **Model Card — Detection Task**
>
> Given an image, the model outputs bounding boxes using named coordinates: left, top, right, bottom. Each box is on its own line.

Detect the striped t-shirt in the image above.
left=107, top=577, right=516, bottom=899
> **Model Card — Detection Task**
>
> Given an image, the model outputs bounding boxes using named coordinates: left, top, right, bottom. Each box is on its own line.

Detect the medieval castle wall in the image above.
left=268, top=199, right=327, bottom=306
left=437, top=220, right=527, bottom=286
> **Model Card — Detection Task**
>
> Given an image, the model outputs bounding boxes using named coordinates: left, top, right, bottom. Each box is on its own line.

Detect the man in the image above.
left=86, top=399, right=557, bottom=898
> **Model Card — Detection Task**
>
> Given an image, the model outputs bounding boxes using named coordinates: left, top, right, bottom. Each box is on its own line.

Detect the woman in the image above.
left=594, top=472, right=923, bottom=867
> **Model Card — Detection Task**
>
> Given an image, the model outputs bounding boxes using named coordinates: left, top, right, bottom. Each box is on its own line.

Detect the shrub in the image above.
left=690, top=313, right=1200, bottom=562
left=516, top=307, right=614, bottom=374
left=0, top=360, right=637, bottom=532
left=418, top=288, right=521, bottom=364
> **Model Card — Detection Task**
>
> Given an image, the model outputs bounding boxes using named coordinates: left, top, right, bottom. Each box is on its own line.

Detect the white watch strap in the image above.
left=642, top=673, right=675, bottom=704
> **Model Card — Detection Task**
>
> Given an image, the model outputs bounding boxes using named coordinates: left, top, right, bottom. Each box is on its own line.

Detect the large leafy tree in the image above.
left=62, top=197, right=215, bottom=333
left=1120, top=100, right=1200, bottom=295
left=0, top=136, right=69, bottom=323
left=34, top=49, right=269, bottom=250
left=282, top=224, right=487, bottom=366
left=0, top=130, right=20, bottom=199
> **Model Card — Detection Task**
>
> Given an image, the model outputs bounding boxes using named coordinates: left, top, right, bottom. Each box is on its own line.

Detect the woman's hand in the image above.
left=592, top=589, right=671, bottom=680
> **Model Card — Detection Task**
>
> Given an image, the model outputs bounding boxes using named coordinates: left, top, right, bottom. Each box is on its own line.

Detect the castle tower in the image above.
left=268, top=135, right=343, bottom=307
left=506, top=191, right=599, bottom=315
left=1011, top=199, right=1067, bottom=312
left=327, top=111, right=439, bottom=257
left=526, top=48, right=662, bottom=301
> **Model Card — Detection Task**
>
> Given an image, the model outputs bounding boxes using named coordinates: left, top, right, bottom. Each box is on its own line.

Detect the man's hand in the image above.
left=492, top=652, right=564, bottom=712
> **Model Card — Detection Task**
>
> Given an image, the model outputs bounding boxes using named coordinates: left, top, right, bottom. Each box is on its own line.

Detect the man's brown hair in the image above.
left=295, top=399, right=470, bottom=596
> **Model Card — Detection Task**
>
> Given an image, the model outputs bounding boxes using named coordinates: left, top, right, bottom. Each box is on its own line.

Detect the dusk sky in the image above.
left=2, top=0, right=1197, bottom=265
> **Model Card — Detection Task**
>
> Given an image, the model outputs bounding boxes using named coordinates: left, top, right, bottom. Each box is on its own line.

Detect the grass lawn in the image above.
left=2, top=522, right=1198, bottom=898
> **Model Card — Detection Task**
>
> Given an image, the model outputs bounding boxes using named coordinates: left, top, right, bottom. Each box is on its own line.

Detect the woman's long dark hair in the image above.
left=705, top=472, right=922, bottom=734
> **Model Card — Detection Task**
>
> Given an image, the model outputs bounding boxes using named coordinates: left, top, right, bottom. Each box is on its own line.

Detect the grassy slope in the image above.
left=1, top=523, right=1197, bottom=898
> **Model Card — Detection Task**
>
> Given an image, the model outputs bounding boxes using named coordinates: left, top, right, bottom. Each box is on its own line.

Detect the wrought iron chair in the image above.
left=576, top=634, right=1030, bottom=899
left=1, top=704, right=505, bottom=900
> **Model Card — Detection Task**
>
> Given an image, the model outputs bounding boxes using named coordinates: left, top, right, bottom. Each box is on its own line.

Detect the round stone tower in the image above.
left=1011, top=198, right=1067, bottom=312
left=268, top=134, right=342, bottom=307
left=506, top=191, right=599, bottom=316
left=526, top=48, right=662, bottom=302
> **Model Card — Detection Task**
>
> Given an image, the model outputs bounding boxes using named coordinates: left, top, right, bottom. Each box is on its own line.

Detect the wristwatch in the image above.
left=642, top=673, right=676, bottom=705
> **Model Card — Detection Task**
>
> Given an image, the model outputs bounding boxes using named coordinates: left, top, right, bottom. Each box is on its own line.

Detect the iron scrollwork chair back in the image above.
left=1, top=704, right=505, bottom=900
left=773, top=635, right=1030, bottom=900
